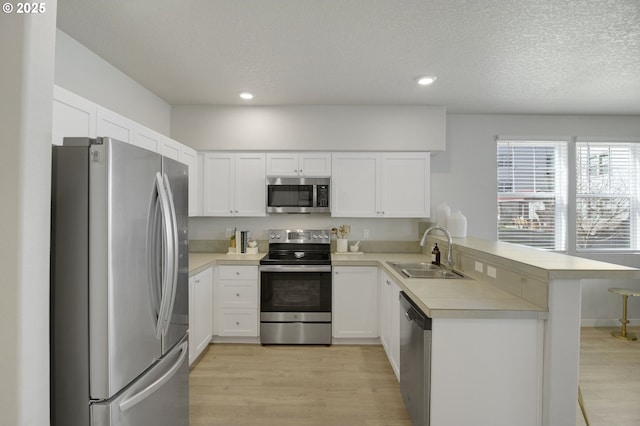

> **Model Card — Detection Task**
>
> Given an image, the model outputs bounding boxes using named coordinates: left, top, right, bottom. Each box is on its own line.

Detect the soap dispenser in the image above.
left=431, top=243, right=441, bottom=265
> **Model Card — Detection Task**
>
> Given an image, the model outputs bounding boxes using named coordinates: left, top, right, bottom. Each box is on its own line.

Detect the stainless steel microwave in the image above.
left=266, top=177, right=330, bottom=213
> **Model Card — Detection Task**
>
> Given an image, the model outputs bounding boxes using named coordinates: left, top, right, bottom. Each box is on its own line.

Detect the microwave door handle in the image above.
left=312, top=184, right=318, bottom=208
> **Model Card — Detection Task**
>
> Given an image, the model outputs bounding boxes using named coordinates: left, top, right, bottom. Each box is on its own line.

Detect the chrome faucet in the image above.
left=420, top=225, right=454, bottom=268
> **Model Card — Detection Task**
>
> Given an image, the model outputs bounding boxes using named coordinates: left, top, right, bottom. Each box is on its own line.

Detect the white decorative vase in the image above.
left=447, top=210, right=467, bottom=237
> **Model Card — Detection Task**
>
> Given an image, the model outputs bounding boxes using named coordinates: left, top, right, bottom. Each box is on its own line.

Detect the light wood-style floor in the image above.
left=189, top=344, right=411, bottom=426
left=190, top=328, right=640, bottom=426
left=577, top=326, right=640, bottom=426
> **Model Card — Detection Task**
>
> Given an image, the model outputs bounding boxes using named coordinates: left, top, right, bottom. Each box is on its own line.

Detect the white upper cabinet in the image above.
left=52, top=86, right=97, bottom=145
left=380, top=152, right=430, bottom=217
left=202, top=152, right=266, bottom=217
left=96, top=106, right=136, bottom=144
left=53, top=86, right=199, bottom=216
left=160, top=137, right=181, bottom=162
left=331, top=153, right=379, bottom=217
left=266, top=152, right=331, bottom=177
left=133, top=125, right=162, bottom=152
left=331, top=152, right=430, bottom=218
left=180, top=145, right=198, bottom=216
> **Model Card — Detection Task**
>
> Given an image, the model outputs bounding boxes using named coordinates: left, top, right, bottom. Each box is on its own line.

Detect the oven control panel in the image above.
left=268, top=229, right=331, bottom=244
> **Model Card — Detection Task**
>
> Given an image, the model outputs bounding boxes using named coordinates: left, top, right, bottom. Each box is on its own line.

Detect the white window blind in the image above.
left=497, top=140, right=568, bottom=250
left=576, top=142, right=639, bottom=251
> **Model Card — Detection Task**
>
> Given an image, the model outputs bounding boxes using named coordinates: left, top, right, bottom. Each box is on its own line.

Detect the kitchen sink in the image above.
left=386, top=261, right=465, bottom=279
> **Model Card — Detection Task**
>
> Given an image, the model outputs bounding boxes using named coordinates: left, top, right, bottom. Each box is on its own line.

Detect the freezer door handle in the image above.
left=118, top=341, right=188, bottom=412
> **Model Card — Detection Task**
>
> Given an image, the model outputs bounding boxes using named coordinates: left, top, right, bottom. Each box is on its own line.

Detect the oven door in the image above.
left=260, top=265, right=332, bottom=313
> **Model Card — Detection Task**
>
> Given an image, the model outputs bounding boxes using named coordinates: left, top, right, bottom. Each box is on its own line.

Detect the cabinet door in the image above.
left=235, top=153, right=266, bottom=216
left=331, top=153, right=379, bottom=217
left=387, top=275, right=401, bottom=379
left=378, top=270, right=400, bottom=380
left=96, top=106, right=135, bottom=144
left=266, top=153, right=299, bottom=176
left=202, top=153, right=235, bottom=216
left=133, top=125, right=161, bottom=153
left=159, top=137, right=181, bottom=162
left=52, top=86, right=97, bottom=146
left=381, top=152, right=430, bottom=218
left=188, top=275, right=195, bottom=365
left=180, top=145, right=199, bottom=216
left=192, top=268, right=213, bottom=359
left=299, top=153, right=331, bottom=177
left=332, top=267, right=378, bottom=338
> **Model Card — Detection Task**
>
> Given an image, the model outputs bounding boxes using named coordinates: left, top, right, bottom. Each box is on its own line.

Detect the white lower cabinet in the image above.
left=378, top=271, right=401, bottom=380
left=189, top=267, right=213, bottom=365
left=332, top=266, right=378, bottom=339
left=215, top=265, right=259, bottom=337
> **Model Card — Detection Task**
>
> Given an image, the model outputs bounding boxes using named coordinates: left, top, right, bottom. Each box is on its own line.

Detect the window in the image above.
left=576, top=142, right=639, bottom=251
left=497, top=140, right=568, bottom=250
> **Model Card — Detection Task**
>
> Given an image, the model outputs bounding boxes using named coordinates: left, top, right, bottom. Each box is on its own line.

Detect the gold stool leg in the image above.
left=612, top=294, right=637, bottom=341
left=578, top=386, right=590, bottom=426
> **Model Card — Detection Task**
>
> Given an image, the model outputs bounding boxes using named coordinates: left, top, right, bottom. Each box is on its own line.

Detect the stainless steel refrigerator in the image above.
left=51, top=137, right=189, bottom=426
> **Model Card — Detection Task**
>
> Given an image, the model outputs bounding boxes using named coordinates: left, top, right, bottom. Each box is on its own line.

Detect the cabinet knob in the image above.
left=236, top=293, right=240, bottom=297
left=236, top=321, right=240, bottom=325
left=236, top=272, right=240, bottom=275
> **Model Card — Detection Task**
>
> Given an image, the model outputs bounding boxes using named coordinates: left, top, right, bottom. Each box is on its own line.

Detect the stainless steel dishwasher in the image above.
left=399, top=291, right=432, bottom=426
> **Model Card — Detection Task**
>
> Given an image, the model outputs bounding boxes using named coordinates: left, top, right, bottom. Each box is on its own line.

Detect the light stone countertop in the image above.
left=332, top=253, right=547, bottom=320
left=447, top=236, right=640, bottom=280
left=189, top=237, right=640, bottom=320
left=189, top=252, right=265, bottom=275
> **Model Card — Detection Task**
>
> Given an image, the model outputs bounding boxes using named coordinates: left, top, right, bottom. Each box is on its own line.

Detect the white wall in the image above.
left=437, top=114, right=640, bottom=325
left=171, top=105, right=445, bottom=151
left=0, top=5, right=57, bottom=426
left=189, top=216, right=420, bottom=242
left=55, top=29, right=172, bottom=136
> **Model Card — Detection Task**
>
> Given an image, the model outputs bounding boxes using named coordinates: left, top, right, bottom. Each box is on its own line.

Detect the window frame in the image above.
left=496, top=138, right=569, bottom=251
left=574, top=139, right=640, bottom=253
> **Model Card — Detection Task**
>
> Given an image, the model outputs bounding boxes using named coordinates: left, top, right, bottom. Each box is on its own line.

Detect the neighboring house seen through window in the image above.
left=497, top=138, right=640, bottom=253
left=576, top=141, right=638, bottom=251
left=497, top=139, right=568, bottom=251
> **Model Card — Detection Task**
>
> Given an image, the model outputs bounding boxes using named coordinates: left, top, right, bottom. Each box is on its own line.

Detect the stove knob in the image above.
left=276, top=235, right=281, bottom=239
left=270, top=234, right=275, bottom=239
left=313, top=234, right=318, bottom=239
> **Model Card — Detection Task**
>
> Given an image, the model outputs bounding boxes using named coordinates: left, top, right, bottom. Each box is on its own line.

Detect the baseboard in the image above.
left=580, top=319, right=640, bottom=327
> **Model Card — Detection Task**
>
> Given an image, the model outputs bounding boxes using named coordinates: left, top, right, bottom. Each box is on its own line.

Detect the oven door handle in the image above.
left=259, top=265, right=332, bottom=273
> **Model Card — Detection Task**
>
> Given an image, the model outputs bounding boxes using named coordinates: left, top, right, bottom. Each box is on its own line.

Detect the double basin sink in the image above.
left=387, top=261, right=465, bottom=279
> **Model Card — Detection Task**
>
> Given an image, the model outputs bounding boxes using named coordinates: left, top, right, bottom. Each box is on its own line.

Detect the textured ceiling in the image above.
left=56, top=0, right=640, bottom=114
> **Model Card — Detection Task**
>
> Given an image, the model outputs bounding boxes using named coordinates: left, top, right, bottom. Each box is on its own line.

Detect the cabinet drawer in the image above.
left=219, top=282, right=258, bottom=307
left=218, top=265, right=258, bottom=280
left=218, top=310, right=258, bottom=336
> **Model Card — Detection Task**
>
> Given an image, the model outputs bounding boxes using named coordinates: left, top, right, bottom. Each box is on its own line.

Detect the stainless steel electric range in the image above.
left=259, top=229, right=332, bottom=345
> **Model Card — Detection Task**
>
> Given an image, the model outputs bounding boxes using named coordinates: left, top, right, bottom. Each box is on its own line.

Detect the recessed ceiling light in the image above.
left=417, top=76, right=437, bottom=86
left=239, top=92, right=254, bottom=100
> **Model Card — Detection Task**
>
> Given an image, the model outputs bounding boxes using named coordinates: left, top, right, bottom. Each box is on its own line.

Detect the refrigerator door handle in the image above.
left=147, top=192, right=163, bottom=326
left=161, top=173, right=179, bottom=336
left=118, top=341, right=188, bottom=413
left=155, top=172, right=176, bottom=338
